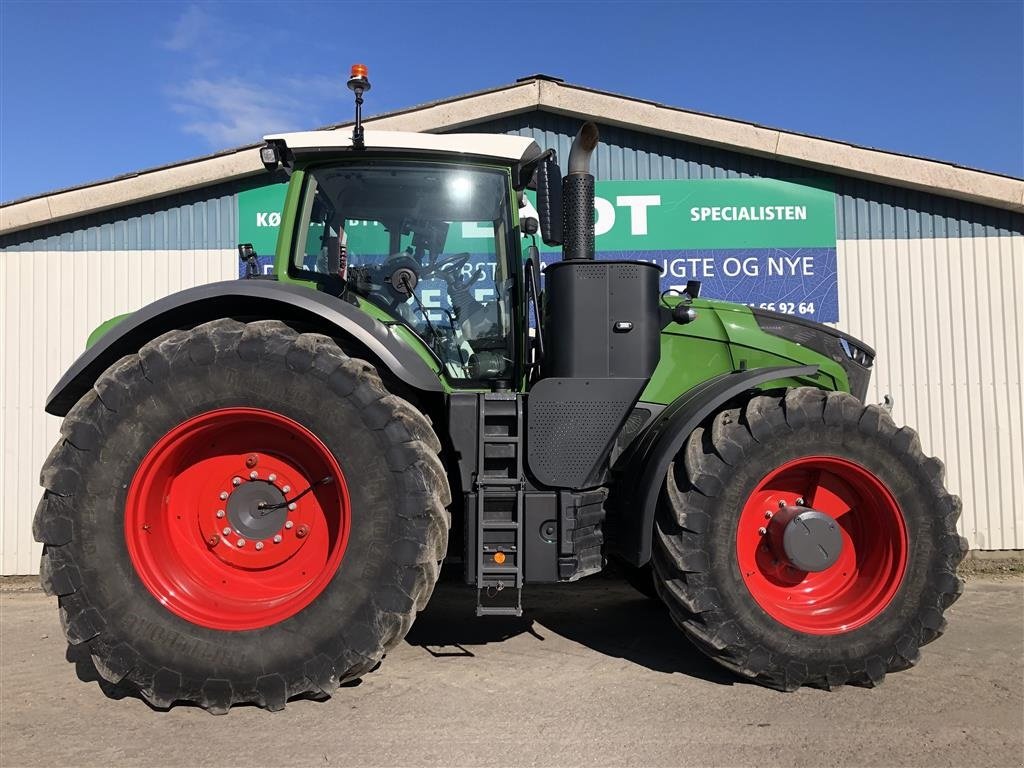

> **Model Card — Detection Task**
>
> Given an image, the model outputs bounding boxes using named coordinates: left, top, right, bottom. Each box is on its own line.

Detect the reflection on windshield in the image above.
left=293, top=163, right=515, bottom=382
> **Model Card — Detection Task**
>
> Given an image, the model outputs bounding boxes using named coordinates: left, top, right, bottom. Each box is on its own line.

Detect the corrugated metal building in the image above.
left=2, top=76, right=1022, bottom=574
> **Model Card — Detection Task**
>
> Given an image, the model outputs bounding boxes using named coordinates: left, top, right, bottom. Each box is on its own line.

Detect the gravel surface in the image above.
left=1, top=574, right=1021, bottom=768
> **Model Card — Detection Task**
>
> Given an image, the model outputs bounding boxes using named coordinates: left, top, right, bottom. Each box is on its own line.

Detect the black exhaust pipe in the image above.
left=562, top=122, right=599, bottom=261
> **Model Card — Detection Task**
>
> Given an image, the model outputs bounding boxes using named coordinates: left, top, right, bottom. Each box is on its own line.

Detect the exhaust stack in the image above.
left=562, top=122, right=599, bottom=261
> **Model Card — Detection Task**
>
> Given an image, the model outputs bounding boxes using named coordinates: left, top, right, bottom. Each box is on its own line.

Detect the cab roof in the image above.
left=264, top=129, right=542, bottom=165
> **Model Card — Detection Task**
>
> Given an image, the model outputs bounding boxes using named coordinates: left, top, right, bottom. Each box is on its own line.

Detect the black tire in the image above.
left=34, top=319, right=450, bottom=713
left=652, top=387, right=967, bottom=691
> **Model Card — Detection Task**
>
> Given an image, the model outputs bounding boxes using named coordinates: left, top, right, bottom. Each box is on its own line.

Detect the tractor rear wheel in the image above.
left=652, top=388, right=966, bottom=690
left=34, top=319, right=450, bottom=712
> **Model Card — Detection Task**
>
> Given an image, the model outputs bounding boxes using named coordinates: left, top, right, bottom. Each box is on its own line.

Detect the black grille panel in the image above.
left=527, top=377, right=646, bottom=488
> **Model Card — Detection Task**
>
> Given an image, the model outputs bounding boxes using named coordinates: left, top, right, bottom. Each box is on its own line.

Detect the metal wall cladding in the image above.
left=838, top=235, right=1023, bottom=551
left=457, top=111, right=1024, bottom=240
left=0, top=248, right=238, bottom=574
left=0, top=180, right=247, bottom=252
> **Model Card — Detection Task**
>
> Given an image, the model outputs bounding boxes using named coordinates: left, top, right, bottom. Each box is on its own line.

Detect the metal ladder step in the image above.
left=475, top=393, right=525, bottom=618
left=476, top=598, right=522, bottom=618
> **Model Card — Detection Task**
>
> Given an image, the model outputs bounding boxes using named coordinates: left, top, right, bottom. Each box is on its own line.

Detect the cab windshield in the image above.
left=292, top=162, right=516, bottom=383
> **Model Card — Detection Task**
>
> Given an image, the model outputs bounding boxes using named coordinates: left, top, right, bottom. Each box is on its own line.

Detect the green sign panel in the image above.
left=583, top=177, right=835, bottom=250
left=237, top=176, right=839, bottom=320
left=238, top=177, right=834, bottom=255
left=237, top=184, right=288, bottom=256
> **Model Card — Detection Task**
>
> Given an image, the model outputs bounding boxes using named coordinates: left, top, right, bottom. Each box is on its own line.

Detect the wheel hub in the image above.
left=197, top=456, right=318, bottom=571
left=226, top=480, right=287, bottom=540
left=768, top=504, right=844, bottom=572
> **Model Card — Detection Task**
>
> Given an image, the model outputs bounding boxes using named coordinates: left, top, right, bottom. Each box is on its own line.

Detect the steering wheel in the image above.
left=424, top=252, right=471, bottom=282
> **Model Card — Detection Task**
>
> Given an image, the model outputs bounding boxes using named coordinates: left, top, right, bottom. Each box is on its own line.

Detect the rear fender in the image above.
left=45, top=280, right=444, bottom=416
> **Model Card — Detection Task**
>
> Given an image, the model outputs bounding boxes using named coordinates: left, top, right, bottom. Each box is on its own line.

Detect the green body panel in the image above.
left=271, top=170, right=307, bottom=286
left=351, top=296, right=451, bottom=391
left=86, top=314, right=131, bottom=348
left=641, top=297, right=848, bottom=405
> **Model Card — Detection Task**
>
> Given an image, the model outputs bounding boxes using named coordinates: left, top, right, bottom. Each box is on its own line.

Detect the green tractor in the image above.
left=36, top=68, right=965, bottom=713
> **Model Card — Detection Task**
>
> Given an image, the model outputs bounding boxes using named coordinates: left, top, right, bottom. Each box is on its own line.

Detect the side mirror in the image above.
left=535, top=156, right=563, bottom=246
left=238, top=243, right=259, bottom=279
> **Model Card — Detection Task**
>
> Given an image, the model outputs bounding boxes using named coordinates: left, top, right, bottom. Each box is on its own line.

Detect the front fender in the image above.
left=45, top=280, right=443, bottom=416
left=606, top=364, right=820, bottom=566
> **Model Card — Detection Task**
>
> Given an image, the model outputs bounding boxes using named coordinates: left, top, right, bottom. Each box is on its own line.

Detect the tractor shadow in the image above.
left=65, top=568, right=740, bottom=711
left=405, top=567, right=740, bottom=686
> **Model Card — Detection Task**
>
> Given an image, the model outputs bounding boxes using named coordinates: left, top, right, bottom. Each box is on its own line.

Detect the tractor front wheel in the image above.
left=34, top=319, right=450, bottom=712
left=652, top=388, right=966, bottom=690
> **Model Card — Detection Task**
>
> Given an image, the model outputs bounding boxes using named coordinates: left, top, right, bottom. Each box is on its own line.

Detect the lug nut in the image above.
left=795, top=497, right=805, bottom=506
left=232, top=477, right=242, bottom=486
left=216, top=509, right=225, bottom=519
left=296, top=525, right=309, bottom=539
left=288, top=502, right=297, bottom=511
left=268, top=473, right=277, bottom=483
left=219, top=491, right=229, bottom=500
left=245, top=454, right=258, bottom=468
left=222, top=526, right=232, bottom=536
left=249, top=470, right=259, bottom=480
left=282, top=485, right=291, bottom=494
left=273, top=534, right=282, bottom=544
left=236, top=538, right=245, bottom=548
left=778, top=499, right=786, bottom=509
left=764, top=510, right=773, bottom=520
left=284, top=521, right=294, bottom=530
left=255, top=541, right=264, bottom=551
left=758, top=527, right=768, bottom=536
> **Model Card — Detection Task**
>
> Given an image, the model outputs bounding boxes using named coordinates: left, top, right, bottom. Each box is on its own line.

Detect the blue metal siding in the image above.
left=2, top=110, right=1020, bottom=251
left=0, top=179, right=252, bottom=252
left=455, top=111, right=1024, bottom=240
left=459, top=111, right=821, bottom=182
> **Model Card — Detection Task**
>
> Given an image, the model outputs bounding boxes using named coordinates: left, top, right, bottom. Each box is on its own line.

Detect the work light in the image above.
left=260, top=144, right=280, bottom=169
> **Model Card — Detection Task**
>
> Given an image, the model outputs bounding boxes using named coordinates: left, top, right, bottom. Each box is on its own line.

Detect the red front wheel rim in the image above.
left=125, top=408, right=351, bottom=631
left=736, top=456, right=908, bottom=635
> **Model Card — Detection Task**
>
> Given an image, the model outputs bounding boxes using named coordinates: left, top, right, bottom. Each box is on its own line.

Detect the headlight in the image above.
left=751, top=308, right=875, bottom=401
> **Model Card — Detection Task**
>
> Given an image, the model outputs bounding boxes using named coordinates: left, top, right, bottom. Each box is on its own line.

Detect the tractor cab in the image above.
left=260, top=129, right=545, bottom=388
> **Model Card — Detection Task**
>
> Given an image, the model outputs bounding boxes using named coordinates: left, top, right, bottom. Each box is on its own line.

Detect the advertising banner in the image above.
left=238, top=176, right=838, bottom=321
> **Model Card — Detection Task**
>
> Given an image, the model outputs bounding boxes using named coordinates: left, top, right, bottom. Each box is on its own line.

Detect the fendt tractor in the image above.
left=36, top=66, right=966, bottom=713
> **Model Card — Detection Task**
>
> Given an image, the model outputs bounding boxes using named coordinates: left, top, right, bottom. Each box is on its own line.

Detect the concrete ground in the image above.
left=1, top=574, right=1021, bottom=768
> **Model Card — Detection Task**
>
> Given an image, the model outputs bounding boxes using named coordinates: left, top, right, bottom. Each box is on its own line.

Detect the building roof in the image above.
left=2, top=76, right=1022, bottom=235
left=264, top=129, right=540, bottom=163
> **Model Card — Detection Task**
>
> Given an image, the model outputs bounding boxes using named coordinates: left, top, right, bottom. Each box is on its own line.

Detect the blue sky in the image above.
left=1, top=1, right=1021, bottom=202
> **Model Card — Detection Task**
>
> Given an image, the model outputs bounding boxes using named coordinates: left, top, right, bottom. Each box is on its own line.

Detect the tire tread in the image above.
left=34, top=318, right=450, bottom=713
left=652, top=387, right=965, bottom=691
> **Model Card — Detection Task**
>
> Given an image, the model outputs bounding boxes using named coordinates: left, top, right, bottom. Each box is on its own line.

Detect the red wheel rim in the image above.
left=125, top=408, right=350, bottom=631
left=736, top=456, right=908, bottom=635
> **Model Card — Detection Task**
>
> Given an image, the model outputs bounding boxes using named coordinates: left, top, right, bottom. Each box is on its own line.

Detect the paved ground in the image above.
left=1, top=574, right=1021, bottom=768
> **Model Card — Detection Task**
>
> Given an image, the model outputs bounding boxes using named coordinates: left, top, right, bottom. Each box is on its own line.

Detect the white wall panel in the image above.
left=837, top=235, right=1023, bottom=550
left=0, top=249, right=236, bottom=574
